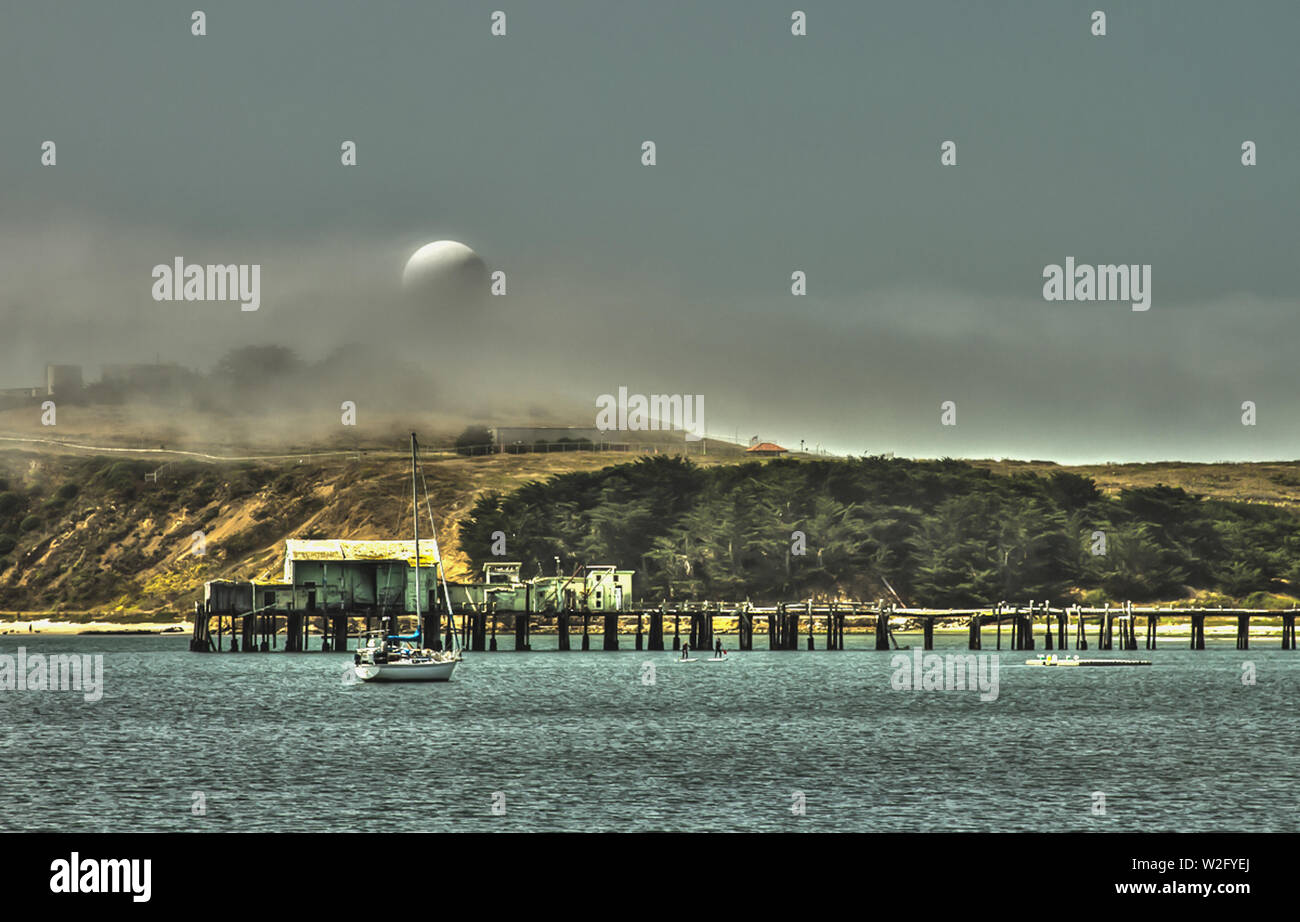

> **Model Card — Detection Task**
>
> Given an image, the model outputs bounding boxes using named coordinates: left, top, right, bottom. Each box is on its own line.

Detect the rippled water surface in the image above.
left=1, top=633, right=1296, bottom=831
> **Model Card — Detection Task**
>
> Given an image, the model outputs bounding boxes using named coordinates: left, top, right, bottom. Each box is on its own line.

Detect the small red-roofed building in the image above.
left=746, top=441, right=788, bottom=457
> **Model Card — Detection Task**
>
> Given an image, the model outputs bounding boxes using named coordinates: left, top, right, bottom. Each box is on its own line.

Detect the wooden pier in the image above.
left=188, top=598, right=1300, bottom=653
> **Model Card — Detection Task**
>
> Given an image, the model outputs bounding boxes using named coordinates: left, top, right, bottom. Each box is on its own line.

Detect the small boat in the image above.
left=354, top=432, right=464, bottom=683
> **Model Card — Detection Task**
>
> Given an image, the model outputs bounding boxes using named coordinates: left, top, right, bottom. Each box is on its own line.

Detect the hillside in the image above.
left=0, top=445, right=742, bottom=616
left=458, top=455, right=1300, bottom=607
left=3, top=433, right=1300, bottom=615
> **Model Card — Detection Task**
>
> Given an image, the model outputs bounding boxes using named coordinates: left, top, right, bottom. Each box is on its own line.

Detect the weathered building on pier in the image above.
left=446, top=563, right=633, bottom=613
left=203, top=539, right=633, bottom=617
left=204, top=539, right=443, bottom=616
left=282, top=539, right=442, bottom=613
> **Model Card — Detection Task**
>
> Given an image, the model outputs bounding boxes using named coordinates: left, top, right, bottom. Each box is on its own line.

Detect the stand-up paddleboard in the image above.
left=707, top=656, right=729, bottom=662
left=675, top=657, right=699, bottom=663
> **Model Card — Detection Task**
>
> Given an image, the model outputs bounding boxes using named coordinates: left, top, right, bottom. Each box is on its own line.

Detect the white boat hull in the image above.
left=355, top=659, right=457, bottom=682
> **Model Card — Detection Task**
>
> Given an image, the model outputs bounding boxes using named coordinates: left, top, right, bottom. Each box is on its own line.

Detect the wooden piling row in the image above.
left=188, top=602, right=1300, bottom=654
left=690, top=611, right=714, bottom=651
left=1098, top=609, right=1112, bottom=650
left=189, top=602, right=215, bottom=652
left=824, top=605, right=845, bottom=650
left=763, top=604, right=802, bottom=650
left=1009, top=605, right=1035, bottom=651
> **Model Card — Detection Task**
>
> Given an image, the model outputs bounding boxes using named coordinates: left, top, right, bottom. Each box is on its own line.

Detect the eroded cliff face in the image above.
left=0, top=450, right=623, bottom=614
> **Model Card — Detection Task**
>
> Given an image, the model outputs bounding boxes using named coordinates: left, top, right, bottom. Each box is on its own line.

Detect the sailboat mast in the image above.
left=411, top=432, right=421, bottom=648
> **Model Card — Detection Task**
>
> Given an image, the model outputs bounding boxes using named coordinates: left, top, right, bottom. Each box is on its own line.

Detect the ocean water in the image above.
left=0, top=633, right=1295, bottom=832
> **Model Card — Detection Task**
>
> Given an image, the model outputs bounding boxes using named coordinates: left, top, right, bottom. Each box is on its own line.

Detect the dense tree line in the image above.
left=458, top=456, right=1300, bottom=605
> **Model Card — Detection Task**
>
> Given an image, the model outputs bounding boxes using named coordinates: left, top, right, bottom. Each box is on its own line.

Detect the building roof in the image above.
left=283, top=540, right=442, bottom=581
left=746, top=442, right=788, bottom=453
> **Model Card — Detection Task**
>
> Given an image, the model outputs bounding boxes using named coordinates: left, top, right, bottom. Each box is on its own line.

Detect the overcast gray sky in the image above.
left=2, top=1, right=1298, bottom=462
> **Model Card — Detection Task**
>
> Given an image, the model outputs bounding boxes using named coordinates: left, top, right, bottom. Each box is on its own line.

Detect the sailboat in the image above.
left=354, top=433, right=463, bottom=682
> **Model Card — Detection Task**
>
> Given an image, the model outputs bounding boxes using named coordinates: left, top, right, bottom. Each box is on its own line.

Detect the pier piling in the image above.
left=874, top=603, right=891, bottom=651
left=427, top=608, right=442, bottom=651
left=738, top=608, right=753, bottom=651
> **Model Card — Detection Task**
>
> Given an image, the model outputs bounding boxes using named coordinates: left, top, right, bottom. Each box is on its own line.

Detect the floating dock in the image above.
left=1026, top=656, right=1152, bottom=667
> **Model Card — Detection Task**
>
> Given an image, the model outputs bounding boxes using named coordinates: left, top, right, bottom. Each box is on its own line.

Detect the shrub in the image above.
left=19, top=515, right=41, bottom=532
left=454, top=425, right=494, bottom=456
left=103, top=462, right=143, bottom=492
left=0, top=534, right=15, bottom=555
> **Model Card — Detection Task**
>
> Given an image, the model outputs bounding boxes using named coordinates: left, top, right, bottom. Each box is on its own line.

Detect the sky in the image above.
left=2, top=0, right=1298, bottom=463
